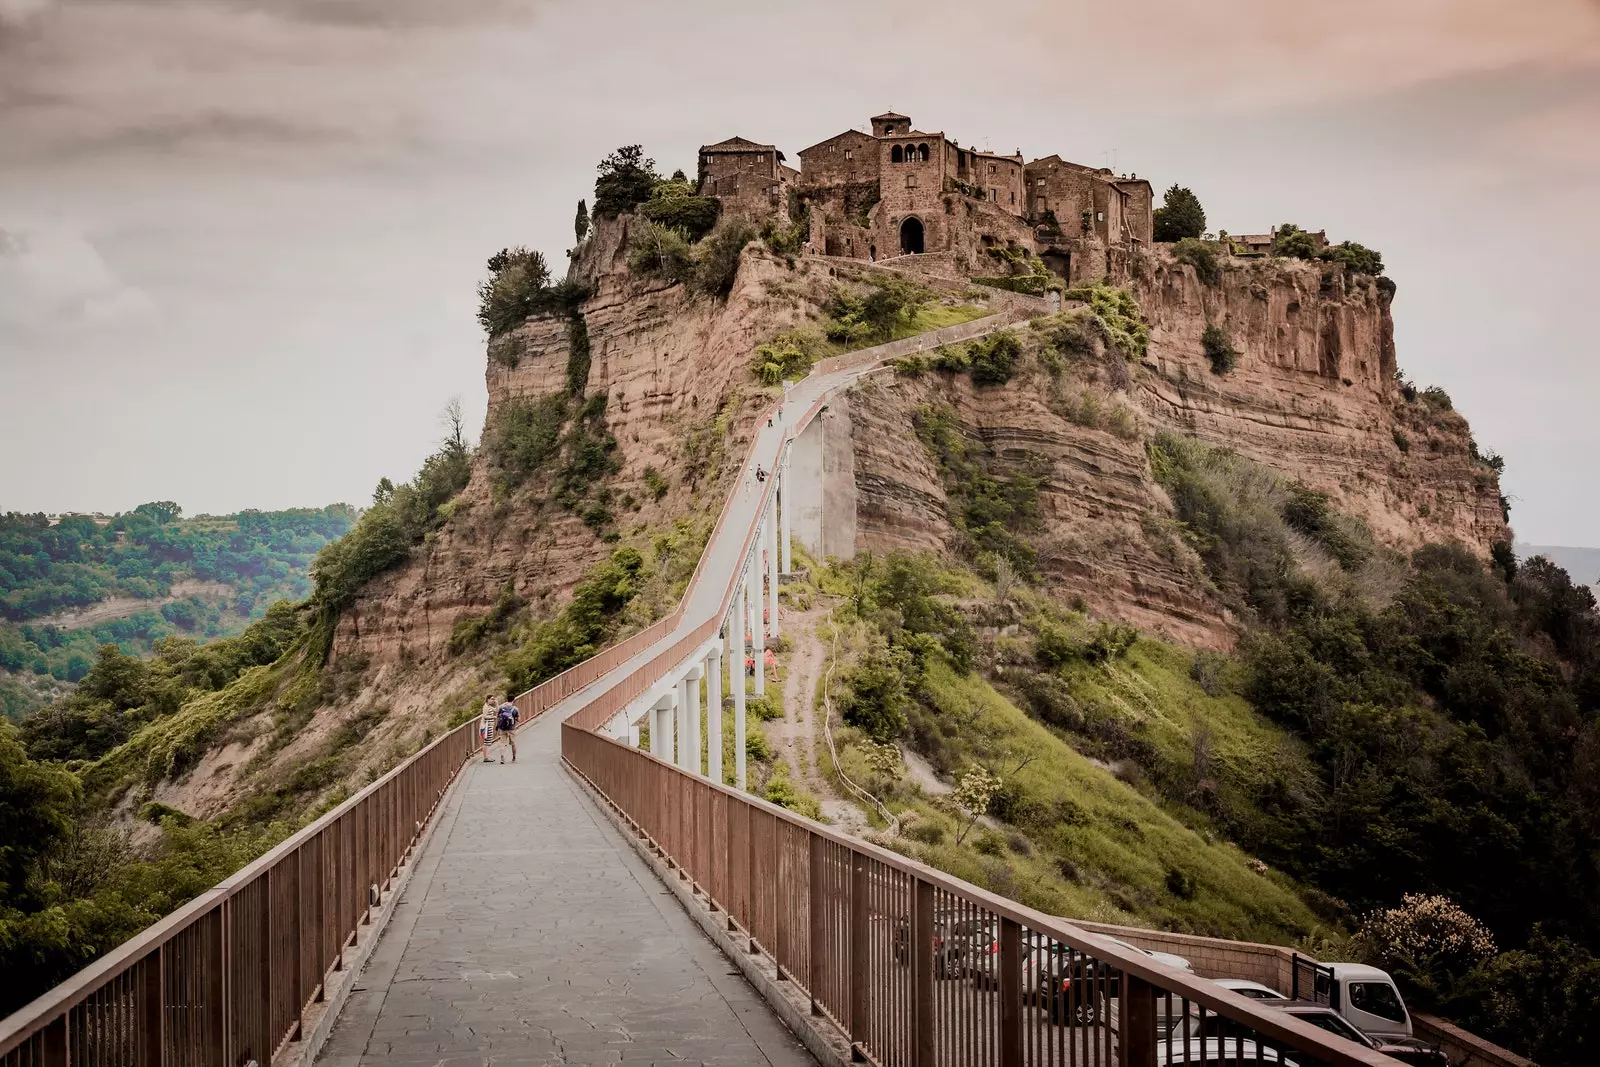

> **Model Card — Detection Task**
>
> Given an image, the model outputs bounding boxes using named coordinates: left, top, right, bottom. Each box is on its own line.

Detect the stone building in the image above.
left=696, top=111, right=1156, bottom=280
left=696, top=137, right=797, bottom=221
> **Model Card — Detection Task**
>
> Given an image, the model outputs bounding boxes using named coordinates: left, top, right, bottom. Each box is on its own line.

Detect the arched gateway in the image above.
left=899, top=216, right=925, bottom=255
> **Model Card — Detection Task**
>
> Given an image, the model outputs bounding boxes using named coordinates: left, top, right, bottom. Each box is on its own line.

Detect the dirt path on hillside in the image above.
left=772, top=597, right=868, bottom=834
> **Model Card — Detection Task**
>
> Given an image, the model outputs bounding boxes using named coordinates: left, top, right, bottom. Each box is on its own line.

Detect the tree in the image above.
left=952, top=766, right=1001, bottom=845
left=440, top=397, right=468, bottom=455
left=593, top=145, right=660, bottom=219
left=574, top=199, right=589, bottom=243
left=1271, top=223, right=1319, bottom=260
left=1152, top=184, right=1206, bottom=242
left=133, top=502, right=182, bottom=525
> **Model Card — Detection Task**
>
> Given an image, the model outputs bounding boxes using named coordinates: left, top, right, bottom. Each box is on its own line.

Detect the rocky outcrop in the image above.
left=844, top=251, right=1508, bottom=647
left=1135, top=255, right=1507, bottom=554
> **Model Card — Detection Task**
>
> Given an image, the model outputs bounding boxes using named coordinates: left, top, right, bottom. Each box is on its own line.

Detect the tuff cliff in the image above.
left=842, top=250, right=1509, bottom=646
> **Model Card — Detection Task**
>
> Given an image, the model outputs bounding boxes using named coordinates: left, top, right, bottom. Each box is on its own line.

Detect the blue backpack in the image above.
left=496, top=703, right=518, bottom=731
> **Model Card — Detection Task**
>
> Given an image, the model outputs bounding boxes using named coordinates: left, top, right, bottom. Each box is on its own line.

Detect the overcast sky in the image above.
left=1, top=0, right=1597, bottom=545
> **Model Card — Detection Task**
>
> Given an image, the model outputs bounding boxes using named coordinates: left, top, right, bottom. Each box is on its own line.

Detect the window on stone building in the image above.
left=907, top=175, right=918, bottom=188
left=918, top=143, right=929, bottom=161
left=989, top=163, right=996, bottom=174
left=845, top=149, right=853, bottom=160
left=1036, top=178, right=1045, bottom=187
left=891, top=145, right=904, bottom=163
left=1036, top=197, right=1045, bottom=213
left=748, top=157, right=756, bottom=167
left=989, top=189, right=996, bottom=201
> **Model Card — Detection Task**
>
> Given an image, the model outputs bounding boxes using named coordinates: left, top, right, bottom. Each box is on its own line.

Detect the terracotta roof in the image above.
left=872, top=111, right=910, bottom=120
left=700, top=136, right=776, bottom=154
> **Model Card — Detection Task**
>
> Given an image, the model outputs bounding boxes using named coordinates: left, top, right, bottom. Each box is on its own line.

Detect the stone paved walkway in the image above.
left=316, top=715, right=816, bottom=1067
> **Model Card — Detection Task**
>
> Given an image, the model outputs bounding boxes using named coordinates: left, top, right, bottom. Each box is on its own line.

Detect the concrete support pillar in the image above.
left=748, top=558, right=765, bottom=698
left=706, top=645, right=724, bottom=784
left=675, top=676, right=691, bottom=771
left=766, top=496, right=780, bottom=640
left=627, top=719, right=640, bottom=748
left=780, top=453, right=793, bottom=574
left=732, top=586, right=748, bottom=791
left=684, top=665, right=703, bottom=776
left=650, top=693, right=675, bottom=761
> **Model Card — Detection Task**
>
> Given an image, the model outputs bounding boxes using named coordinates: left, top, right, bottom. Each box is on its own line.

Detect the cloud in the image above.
left=0, top=225, right=158, bottom=335
left=1011, top=0, right=1600, bottom=109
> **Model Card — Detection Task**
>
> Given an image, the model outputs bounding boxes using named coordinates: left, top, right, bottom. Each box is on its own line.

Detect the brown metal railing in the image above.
left=0, top=720, right=482, bottom=1067
left=564, top=727, right=1400, bottom=1067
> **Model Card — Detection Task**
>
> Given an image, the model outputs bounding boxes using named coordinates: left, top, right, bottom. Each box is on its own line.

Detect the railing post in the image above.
left=1119, top=975, right=1158, bottom=1067
left=911, top=879, right=934, bottom=1067
left=1000, top=917, right=1021, bottom=1067
left=808, top=833, right=825, bottom=1016
left=208, top=904, right=228, bottom=1065
left=142, top=946, right=165, bottom=1067
left=289, top=848, right=304, bottom=1039
left=41, top=1016, right=67, bottom=1067
left=849, top=853, right=869, bottom=1050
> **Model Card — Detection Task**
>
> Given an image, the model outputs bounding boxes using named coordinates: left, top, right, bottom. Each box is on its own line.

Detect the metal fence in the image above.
left=563, top=726, right=1399, bottom=1067
left=0, top=719, right=482, bottom=1067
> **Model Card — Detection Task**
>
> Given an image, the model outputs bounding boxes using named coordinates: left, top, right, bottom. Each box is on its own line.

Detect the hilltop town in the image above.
left=699, top=109, right=1161, bottom=284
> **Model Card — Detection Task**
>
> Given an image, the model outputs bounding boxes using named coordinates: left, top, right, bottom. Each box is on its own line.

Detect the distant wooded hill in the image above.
left=0, top=503, right=356, bottom=720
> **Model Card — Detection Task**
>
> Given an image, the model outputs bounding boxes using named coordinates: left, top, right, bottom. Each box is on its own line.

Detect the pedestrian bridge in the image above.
left=0, top=300, right=1397, bottom=1067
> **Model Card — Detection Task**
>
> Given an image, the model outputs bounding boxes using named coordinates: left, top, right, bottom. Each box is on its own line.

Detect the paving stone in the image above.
left=315, top=721, right=816, bottom=1067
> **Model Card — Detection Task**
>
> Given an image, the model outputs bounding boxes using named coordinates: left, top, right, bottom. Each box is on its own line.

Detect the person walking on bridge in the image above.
left=485, top=699, right=519, bottom=763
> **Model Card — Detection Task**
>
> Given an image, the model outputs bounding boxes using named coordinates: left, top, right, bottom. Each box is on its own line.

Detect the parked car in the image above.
left=1266, top=1005, right=1447, bottom=1067
left=1211, top=978, right=1288, bottom=1002
left=1040, top=936, right=1195, bottom=1026
left=890, top=912, right=994, bottom=980
left=1157, top=1038, right=1286, bottom=1065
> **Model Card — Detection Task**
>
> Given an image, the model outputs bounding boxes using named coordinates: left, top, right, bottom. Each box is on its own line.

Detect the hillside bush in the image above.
left=1319, top=240, right=1384, bottom=277
left=499, top=547, right=643, bottom=695
left=838, top=641, right=912, bottom=741
left=750, top=334, right=815, bottom=385
left=1271, top=223, right=1320, bottom=260
left=968, top=331, right=1022, bottom=386
left=639, top=180, right=721, bottom=242
left=1064, top=285, right=1148, bottom=359
left=1172, top=238, right=1221, bottom=285
left=825, top=276, right=932, bottom=344
left=1201, top=324, right=1237, bottom=375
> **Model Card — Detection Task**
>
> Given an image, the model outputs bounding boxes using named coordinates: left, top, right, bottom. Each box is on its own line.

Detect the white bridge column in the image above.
left=649, top=692, right=675, bottom=761
left=780, top=452, right=793, bottom=574
left=674, top=676, right=690, bottom=770
left=684, top=663, right=703, bottom=775
left=748, top=558, right=764, bottom=698
left=706, top=644, right=724, bottom=784
left=765, top=494, right=780, bottom=640
left=732, top=583, right=748, bottom=790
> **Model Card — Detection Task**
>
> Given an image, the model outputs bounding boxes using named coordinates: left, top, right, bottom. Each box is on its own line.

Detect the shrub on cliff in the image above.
left=1201, top=323, right=1237, bottom=375
left=1152, top=184, right=1206, bottom=242
left=593, top=145, right=660, bottom=219
left=477, top=247, right=589, bottom=338
left=1319, top=240, right=1384, bottom=277
left=968, top=330, right=1022, bottom=386
left=639, top=179, right=721, bottom=242
left=825, top=276, right=932, bottom=344
left=628, top=220, right=694, bottom=284
left=1172, top=238, right=1221, bottom=285
left=487, top=394, right=568, bottom=489
left=1271, top=223, right=1320, bottom=260
left=691, top=217, right=757, bottom=298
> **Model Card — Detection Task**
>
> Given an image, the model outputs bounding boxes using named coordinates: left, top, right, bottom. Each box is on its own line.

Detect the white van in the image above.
left=1290, top=958, right=1415, bottom=1039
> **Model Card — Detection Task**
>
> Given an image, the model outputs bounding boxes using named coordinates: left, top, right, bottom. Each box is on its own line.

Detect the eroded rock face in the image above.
left=330, top=220, right=833, bottom=669
left=1135, top=255, right=1505, bottom=554
left=845, top=252, right=1508, bottom=647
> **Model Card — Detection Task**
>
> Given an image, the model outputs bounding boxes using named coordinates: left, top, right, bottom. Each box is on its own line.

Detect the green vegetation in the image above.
left=310, top=420, right=472, bottom=619
left=815, top=552, right=1326, bottom=941
left=475, top=246, right=590, bottom=338
left=1152, top=184, right=1206, bottom=242
left=1148, top=432, right=1600, bottom=1065
left=974, top=246, right=1063, bottom=296
left=967, top=331, right=1022, bottom=386
left=629, top=216, right=758, bottom=299
left=499, top=546, right=644, bottom=696
left=1271, top=223, right=1386, bottom=277
left=823, top=275, right=932, bottom=344
left=1201, top=324, right=1238, bottom=375
left=914, top=404, right=1042, bottom=579
left=1172, top=237, right=1221, bottom=285
left=574, top=198, right=589, bottom=243
left=1, top=505, right=353, bottom=718
left=750, top=333, right=818, bottom=385
left=638, top=177, right=721, bottom=242
left=592, top=144, right=659, bottom=219
left=1062, top=284, right=1148, bottom=359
